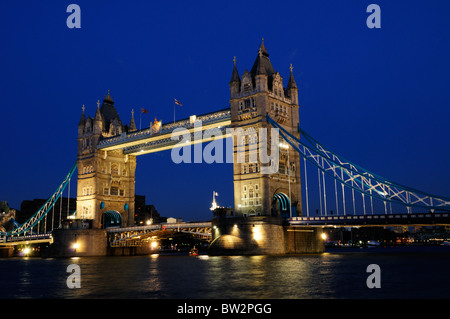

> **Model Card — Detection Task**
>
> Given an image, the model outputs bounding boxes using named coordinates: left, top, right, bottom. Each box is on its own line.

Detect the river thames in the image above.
left=1, top=246, right=450, bottom=299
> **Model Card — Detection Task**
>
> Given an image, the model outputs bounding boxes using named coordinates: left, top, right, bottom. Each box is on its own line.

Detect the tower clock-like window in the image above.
left=111, top=163, right=119, bottom=176
left=110, top=186, right=119, bottom=196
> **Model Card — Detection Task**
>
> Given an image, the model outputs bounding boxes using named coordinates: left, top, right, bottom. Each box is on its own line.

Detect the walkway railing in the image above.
left=97, top=108, right=231, bottom=150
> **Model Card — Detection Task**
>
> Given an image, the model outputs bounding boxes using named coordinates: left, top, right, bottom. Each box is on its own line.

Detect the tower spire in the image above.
left=129, top=108, right=137, bottom=132
left=78, top=104, right=86, bottom=126
left=287, top=63, right=298, bottom=89
left=104, top=89, right=113, bottom=103
left=230, top=56, right=241, bottom=84
left=95, top=100, right=102, bottom=121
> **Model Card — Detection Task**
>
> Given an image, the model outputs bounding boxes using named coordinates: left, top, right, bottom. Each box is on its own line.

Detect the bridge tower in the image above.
left=76, top=91, right=137, bottom=229
left=229, top=40, right=302, bottom=218
left=209, top=41, right=323, bottom=255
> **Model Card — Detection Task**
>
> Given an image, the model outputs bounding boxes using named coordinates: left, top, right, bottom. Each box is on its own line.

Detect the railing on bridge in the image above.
left=288, top=212, right=450, bottom=227
left=107, top=222, right=212, bottom=247
left=2, top=233, right=53, bottom=245
left=97, top=108, right=231, bottom=153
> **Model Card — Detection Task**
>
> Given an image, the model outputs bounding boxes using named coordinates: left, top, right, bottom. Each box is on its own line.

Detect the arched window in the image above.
left=111, top=163, right=119, bottom=176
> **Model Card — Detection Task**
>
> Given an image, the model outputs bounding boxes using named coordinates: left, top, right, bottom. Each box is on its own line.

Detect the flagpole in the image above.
left=174, top=101, right=175, bottom=124
left=140, top=111, right=142, bottom=131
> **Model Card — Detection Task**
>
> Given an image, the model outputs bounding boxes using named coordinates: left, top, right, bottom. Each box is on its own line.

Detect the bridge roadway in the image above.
left=97, top=108, right=231, bottom=155
left=1, top=233, right=53, bottom=246
left=288, top=212, right=450, bottom=227
left=107, top=221, right=213, bottom=247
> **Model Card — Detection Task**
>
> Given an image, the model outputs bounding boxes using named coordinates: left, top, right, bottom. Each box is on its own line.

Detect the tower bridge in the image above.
left=2, top=40, right=450, bottom=257
left=74, top=40, right=304, bottom=240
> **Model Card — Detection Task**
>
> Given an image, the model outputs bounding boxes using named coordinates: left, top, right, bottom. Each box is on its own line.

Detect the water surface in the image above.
left=1, top=246, right=449, bottom=299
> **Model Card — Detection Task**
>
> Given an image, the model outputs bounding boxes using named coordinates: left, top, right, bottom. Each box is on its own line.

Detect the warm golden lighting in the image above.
left=252, top=225, right=263, bottom=241
left=231, top=224, right=239, bottom=236
left=321, top=233, right=327, bottom=240
left=72, top=242, right=80, bottom=250
left=23, top=247, right=31, bottom=255
left=150, top=241, right=158, bottom=249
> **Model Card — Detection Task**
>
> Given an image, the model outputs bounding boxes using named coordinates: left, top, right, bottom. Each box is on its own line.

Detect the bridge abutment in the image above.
left=208, top=217, right=324, bottom=255
left=43, top=229, right=108, bottom=257
left=0, top=246, right=14, bottom=257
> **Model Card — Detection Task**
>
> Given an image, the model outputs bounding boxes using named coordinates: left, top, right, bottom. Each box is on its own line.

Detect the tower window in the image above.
left=111, top=164, right=119, bottom=176
left=110, top=187, right=119, bottom=196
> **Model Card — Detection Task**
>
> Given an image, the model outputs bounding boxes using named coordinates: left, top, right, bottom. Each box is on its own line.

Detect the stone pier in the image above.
left=43, top=229, right=108, bottom=257
left=208, top=216, right=324, bottom=255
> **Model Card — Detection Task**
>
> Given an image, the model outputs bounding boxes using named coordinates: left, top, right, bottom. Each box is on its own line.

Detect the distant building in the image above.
left=213, top=207, right=234, bottom=218
left=134, top=195, right=164, bottom=225
left=0, top=201, right=16, bottom=232
left=166, top=217, right=182, bottom=224
left=17, top=197, right=76, bottom=232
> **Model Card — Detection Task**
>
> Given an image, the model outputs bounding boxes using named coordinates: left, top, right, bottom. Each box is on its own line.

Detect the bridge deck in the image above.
left=1, top=233, right=53, bottom=246
left=107, top=222, right=212, bottom=247
left=289, top=212, right=450, bottom=227
left=97, top=108, right=231, bottom=155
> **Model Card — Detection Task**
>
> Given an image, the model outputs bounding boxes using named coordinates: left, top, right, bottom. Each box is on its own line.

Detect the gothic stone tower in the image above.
left=76, top=91, right=137, bottom=229
left=229, top=40, right=302, bottom=218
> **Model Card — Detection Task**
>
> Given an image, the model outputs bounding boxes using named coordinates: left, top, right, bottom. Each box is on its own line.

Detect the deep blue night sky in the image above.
left=1, top=1, right=449, bottom=221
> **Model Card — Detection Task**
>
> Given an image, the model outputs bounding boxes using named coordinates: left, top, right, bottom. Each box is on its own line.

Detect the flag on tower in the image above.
left=174, top=99, right=183, bottom=106
left=141, top=108, right=149, bottom=114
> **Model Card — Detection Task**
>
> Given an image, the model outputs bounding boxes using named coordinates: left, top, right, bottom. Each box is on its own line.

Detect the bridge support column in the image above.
left=0, top=246, right=14, bottom=258
left=208, top=216, right=324, bottom=255
left=43, top=229, right=107, bottom=257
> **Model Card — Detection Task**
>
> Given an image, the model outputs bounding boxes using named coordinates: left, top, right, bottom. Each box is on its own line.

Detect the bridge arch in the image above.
left=101, top=210, right=122, bottom=229
left=272, top=192, right=295, bottom=218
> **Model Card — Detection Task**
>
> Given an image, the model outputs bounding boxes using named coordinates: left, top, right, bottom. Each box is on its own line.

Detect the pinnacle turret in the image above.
left=287, top=64, right=297, bottom=90
left=230, top=56, right=241, bottom=84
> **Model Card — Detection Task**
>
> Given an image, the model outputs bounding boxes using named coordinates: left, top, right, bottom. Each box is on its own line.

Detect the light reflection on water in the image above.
left=1, top=247, right=450, bottom=299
